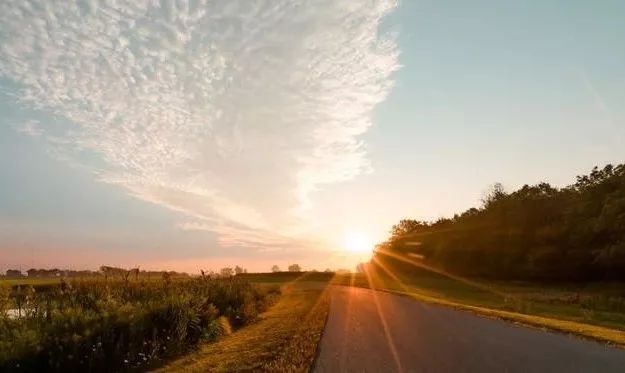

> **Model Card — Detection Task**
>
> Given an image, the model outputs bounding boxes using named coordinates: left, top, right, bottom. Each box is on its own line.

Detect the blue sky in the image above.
left=1, top=0, right=624, bottom=273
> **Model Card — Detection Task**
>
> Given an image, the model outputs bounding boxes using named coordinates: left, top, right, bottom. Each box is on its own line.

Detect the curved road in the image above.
left=314, top=286, right=625, bottom=372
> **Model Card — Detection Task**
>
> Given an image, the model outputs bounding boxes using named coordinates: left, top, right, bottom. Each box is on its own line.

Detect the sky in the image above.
left=1, top=0, right=624, bottom=273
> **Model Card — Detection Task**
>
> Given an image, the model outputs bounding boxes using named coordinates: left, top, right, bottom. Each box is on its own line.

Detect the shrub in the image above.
left=0, top=278, right=278, bottom=372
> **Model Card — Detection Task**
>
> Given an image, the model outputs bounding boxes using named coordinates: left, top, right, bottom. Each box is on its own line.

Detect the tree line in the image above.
left=375, top=164, right=625, bottom=281
left=1, top=266, right=189, bottom=279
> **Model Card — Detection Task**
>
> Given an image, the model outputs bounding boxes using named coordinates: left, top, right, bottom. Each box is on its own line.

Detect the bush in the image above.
left=0, top=278, right=278, bottom=372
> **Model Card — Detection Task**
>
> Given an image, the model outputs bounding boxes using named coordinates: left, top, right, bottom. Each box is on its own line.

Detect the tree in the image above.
left=220, top=267, right=233, bottom=277
left=234, top=265, right=244, bottom=275
left=372, top=164, right=625, bottom=281
left=6, top=269, right=22, bottom=278
left=271, top=265, right=280, bottom=273
left=288, top=264, right=301, bottom=272
left=390, top=219, right=429, bottom=239
left=100, top=266, right=127, bottom=278
left=481, top=182, right=506, bottom=208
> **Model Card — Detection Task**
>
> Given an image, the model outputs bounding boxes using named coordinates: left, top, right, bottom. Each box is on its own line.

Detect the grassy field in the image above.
left=0, top=278, right=61, bottom=286
left=332, top=265, right=625, bottom=347
left=1, top=277, right=278, bottom=371
left=158, top=274, right=333, bottom=372
left=235, top=271, right=334, bottom=284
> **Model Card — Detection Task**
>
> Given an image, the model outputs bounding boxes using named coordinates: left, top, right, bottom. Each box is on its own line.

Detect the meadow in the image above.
left=0, top=277, right=279, bottom=372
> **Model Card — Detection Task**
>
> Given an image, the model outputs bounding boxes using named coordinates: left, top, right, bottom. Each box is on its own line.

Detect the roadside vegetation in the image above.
left=0, top=277, right=278, bottom=371
left=159, top=273, right=333, bottom=372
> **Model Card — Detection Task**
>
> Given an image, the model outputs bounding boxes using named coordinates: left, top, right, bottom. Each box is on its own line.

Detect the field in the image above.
left=0, top=277, right=279, bottom=371
left=236, top=271, right=335, bottom=284
left=332, top=265, right=625, bottom=346
left=159, top=274, right=333, bottom=372
left=0, top=278, right=61, bottom=287
left=1, top=272, right=334, bottom=372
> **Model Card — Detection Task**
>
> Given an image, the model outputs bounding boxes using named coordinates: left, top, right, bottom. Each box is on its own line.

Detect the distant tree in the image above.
left=288, top=264, right=301, bottom=272
left=220, top=267, right=234, bottom=277
left=390, top=219, right=429, bottom=239
left=481, top=182, right=506, bottom=208
left=271, top=265, right=280, bottom=273
left=27, top=268, right=99, bottom=278
left=100, top=266, right=127, bottom=278
left=6, top=269, right=23, bottom=278
left=234, top=265, right=244, bottom=275
left=202, top=270, right=217, bottom=279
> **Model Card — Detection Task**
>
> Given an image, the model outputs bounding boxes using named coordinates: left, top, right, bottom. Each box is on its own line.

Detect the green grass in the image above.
left=332, top=267, right=625, bottom=347
left=158, top=276, right=333, bottom=372
left=0, top=278, right=62, bottom=286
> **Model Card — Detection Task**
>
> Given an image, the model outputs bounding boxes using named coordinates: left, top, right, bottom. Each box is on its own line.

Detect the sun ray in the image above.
left=339, top=274, right=357, bottom=370
left=371, top=256, right=410, bottom=293
left=374, top=248, right=522, bottom=303
left=363, top=265, right=404, bottom=373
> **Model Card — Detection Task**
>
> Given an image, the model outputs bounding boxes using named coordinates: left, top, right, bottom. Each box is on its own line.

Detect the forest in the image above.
left=375, top=164, right=625, bottom=281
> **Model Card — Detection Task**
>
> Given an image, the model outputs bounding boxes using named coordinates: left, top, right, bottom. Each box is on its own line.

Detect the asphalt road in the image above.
left=314, top=286, right=625, bottom=373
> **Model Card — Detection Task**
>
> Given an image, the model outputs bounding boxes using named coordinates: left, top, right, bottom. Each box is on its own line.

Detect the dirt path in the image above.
left=314, top=286, right=625, bottom=372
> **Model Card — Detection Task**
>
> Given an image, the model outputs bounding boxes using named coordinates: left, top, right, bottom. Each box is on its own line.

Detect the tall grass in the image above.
left=0, top=277, right=278, bottom=372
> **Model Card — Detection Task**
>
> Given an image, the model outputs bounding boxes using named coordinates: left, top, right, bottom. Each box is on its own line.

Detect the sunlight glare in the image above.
left=343, top=231, right=372, bottom=254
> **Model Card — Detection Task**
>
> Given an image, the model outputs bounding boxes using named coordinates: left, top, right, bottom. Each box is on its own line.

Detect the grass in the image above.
left=158, top=275, right=333, bottom=372
left=332, top=265, right=625, bottom=348
left=235, top=271, right=334, bottom=284
left=1, top=277, right=277, bottom=371
left=0, top=278, right=62, bottom=286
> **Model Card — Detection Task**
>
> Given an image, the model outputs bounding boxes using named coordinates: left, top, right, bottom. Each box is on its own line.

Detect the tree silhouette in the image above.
left=375, top=164, right=625, bottom=281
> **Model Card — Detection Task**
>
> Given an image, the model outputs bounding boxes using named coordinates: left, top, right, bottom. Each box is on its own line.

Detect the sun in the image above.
left=343, top=231, right=373, bottom=254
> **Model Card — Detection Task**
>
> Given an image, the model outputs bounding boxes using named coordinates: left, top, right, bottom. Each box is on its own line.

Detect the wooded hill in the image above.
left=376, top=164, right=625, bottom=281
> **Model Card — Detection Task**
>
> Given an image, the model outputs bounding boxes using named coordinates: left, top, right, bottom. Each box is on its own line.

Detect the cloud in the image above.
left=0, top=0, right=399, bottom=250
left=12, top=119, right=43, bottom=136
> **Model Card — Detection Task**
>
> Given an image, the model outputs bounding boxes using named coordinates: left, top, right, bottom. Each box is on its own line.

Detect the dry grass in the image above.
left=157, top=279, right=332, bottom=372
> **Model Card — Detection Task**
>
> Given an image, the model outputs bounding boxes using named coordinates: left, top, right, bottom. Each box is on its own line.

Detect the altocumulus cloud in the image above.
left=0, top=0, right=399, bottom=250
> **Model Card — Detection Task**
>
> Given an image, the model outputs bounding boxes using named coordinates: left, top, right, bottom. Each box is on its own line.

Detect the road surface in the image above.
left=314, top=286, right=625, bottom=372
